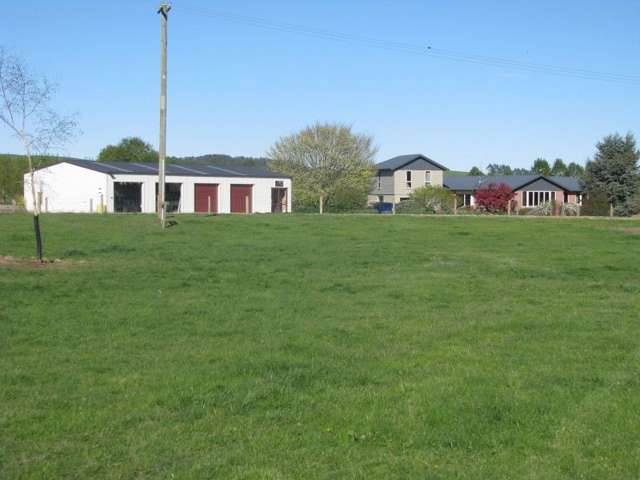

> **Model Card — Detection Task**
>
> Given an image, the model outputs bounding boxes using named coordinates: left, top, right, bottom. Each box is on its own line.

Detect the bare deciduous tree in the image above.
left=0, top=47, right=78, bottom=261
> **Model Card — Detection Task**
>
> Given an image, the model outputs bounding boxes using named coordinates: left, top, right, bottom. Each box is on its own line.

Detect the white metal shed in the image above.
left=24, top=160, right=292, bottom=214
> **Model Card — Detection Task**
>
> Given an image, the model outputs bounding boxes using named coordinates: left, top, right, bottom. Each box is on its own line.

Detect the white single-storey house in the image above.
left=24, top=159, right=292, bottom=214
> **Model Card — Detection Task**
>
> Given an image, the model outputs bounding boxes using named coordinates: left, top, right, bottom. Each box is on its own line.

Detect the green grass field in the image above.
left=1, top=213, right=639, bottom=479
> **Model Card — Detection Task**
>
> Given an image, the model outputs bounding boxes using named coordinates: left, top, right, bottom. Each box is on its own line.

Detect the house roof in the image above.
left=375, top=154, right=449, bottom=171
left=443, top=174, right=583, bottom=192
left=53, top=159, right=290, bottom=179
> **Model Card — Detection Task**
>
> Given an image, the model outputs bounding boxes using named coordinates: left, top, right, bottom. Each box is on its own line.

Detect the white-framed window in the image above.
left=523, top=191, right=556, bottom=207
left=425, top=170, right=432, bottom=186
left=406, top=171, right=412, bottom=188
left=576, top=194, right=582, bottom=205
left=463, top=194, right=474, bottom=207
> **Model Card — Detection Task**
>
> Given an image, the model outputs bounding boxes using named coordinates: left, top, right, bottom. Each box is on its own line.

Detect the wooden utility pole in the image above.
left=158, top=3, right=170, bottom=228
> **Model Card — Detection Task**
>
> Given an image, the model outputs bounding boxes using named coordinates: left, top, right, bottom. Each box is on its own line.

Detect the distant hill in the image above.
left=445, top=170, right=471, bottom=176
left=169, top=154, right=268, bottom=168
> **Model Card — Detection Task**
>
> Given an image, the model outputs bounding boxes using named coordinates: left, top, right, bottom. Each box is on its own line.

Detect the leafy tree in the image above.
left=98, top=137, right=157, bottom=162
left=475, top=183, right=515, bottom=213
left=469, top=166, right=484, bottom=176
left=566, top=162, right=585, bottom=178
left=267, top=123, right=376, bottom=214
left=531, top=158, right=551, bottom=175
left=550, top=158, right=568, bottom=176
left=584, top=133, right=639, bottom=216
left=512, top=167, right=531, bottom=175
left=0, top=48, right=78, bottom=261
left=486, top=164, right=513, bottom=175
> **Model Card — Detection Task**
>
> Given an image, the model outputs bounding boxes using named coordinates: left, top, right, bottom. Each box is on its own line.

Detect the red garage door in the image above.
left=230, top=185, right=252, bottom=213
left=194, top=184, right=218, bottom=213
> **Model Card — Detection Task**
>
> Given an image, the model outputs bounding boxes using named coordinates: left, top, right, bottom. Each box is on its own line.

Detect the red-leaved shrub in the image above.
left=475, top=183, right=515, bottom=213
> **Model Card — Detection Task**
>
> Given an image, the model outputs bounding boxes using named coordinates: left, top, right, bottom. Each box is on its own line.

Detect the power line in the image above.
left=173, top=2, right=640, bottom=86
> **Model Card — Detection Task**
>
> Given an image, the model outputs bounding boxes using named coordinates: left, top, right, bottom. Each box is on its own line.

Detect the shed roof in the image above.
left=375, top=154, right=449, bottom=171
left=53, top=159, right=290, bottom=179
left=443, top=174, right=583, bottom=192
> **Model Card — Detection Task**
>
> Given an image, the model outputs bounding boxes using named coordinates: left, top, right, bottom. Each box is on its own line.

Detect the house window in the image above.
left=524, top=191, right=557, bottom=207
left=463, top=194, right=473, bottom=207
left=406, top=171, right=412, bottom=188
left=576, top=194, right=582, bottom=205
left=425, top=171, right=432, bottom=186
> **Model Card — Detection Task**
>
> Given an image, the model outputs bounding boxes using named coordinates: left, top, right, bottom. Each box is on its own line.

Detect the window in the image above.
left=425, top=170, right=432, bottom=186
left=523, top=191, right=557, bottom=207
left=463, top=194, right=473, bottom=207
left=406, top=171, right=412, bottom=188
left=576, top=194, right=582, bottom=205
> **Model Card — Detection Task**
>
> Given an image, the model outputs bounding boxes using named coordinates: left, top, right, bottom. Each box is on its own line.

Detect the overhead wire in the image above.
left=172, top=2, right=640, bottom=86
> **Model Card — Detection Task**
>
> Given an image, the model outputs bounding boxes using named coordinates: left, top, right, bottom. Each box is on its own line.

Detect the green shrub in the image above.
left=561, top=202, right=579, bottom=216
left=528, top=201, right=554, bottom=216
left=395, top=199, right=425, bottom=214
left=396, top=186, right=454, bottom=214
left=518, top=208, right=532, bottom=216
left=581, top=191, right=610, bottom=216
left=631, top=192, right=640, bottom=216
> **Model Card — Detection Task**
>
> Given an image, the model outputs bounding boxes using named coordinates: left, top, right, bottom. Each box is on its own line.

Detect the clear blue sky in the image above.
left=2, top=0, right=639, bottom=171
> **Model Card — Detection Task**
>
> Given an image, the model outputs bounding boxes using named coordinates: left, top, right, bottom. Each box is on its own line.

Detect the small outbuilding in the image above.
left=24, top=159, right=291, bottom=214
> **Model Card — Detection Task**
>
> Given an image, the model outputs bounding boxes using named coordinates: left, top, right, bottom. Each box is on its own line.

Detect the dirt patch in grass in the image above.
left=0, top=255, right=84, bottom=269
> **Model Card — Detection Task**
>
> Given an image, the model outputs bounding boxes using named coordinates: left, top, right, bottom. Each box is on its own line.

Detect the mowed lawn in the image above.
left=1, top=213, right=639, bottom=479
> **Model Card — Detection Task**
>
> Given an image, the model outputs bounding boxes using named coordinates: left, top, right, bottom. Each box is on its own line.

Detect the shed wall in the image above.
left=24, top=163, right=109, bottom=213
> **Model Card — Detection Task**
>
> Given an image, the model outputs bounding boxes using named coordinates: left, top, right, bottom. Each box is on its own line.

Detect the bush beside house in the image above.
left=475, top=183, right=515, bottom=213
left=396, top=186, right=454, bottom=214
left=581, top=191, right=610, bottom=216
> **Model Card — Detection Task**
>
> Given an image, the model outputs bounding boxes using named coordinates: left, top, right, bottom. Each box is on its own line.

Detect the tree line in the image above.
left=469, top=158, right=585, bottom=177
left=96, top=137, right=269, bottom=168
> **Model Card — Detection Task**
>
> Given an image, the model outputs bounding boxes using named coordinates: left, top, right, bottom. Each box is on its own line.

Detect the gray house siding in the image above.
left=520, top=179, right=563, bottom=191
left=398, top=158, right=445, bottom=171
left=371, top=170, right=394, bottom=195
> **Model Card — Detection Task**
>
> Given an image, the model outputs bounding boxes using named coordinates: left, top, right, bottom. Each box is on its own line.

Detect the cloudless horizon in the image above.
left=2, top=0, right=639, bottom=171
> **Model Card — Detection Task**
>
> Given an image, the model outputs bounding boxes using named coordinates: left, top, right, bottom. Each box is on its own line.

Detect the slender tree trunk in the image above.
left=319, top=193, right=324, bottom=215
left=33, top=214, right=43, bottom=261
left=609, top=203, right=614, bottom=217
left=24, top=142, right=43, bottom=262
